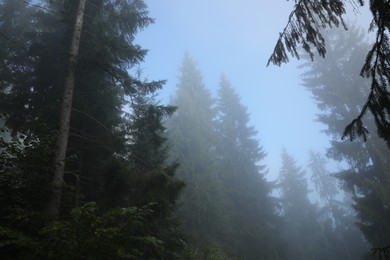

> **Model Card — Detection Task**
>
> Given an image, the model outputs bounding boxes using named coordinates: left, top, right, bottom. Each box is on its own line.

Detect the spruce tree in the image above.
left=300, top=26, right=390, bottom=249
left=308, top=150, right=370, bottom=260
left=269, top=0, right=390, bottom=145
left=215, top=75, right=283, bottom=259
left=166, top=54, right=228, bottom=254
left=278, top=150, right=320, bottom=260
left=0, top=1, right=186, bottom=258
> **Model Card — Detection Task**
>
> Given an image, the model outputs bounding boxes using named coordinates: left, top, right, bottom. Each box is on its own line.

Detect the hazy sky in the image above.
left=135, top=0, right=371, bottom=179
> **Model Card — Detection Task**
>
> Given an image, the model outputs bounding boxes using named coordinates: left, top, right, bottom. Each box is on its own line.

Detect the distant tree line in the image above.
left=0, top=0, right=388, bottom=259
left=167, top=53, right=371, bottom=259
left=166, top=54, right=284, bottom=259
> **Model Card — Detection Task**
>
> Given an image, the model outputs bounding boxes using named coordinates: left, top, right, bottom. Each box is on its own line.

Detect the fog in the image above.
left=1, top=0, right=388, bottom=259
left=135, top=1, right=385, bottom=258
left=136, top=0, right=371, bottom=179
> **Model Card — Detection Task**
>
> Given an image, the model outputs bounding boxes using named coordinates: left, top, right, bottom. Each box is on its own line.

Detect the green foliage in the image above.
left=39, top=202, right=165, bottom=259
left=0, top=126, right=54, bottom=213
left=0, top=202, right=180, bottom=259
left=0, top=0, right=187, bottom=258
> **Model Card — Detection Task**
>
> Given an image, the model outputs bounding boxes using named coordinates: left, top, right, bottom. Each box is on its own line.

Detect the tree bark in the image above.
left=47, top=0, right=87, bottom=218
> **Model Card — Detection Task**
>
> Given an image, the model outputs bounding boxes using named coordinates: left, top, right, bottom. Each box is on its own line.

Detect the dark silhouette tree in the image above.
left=269, top=0, right=390, bottom=146
left=0, top=1, right=186, bottom=258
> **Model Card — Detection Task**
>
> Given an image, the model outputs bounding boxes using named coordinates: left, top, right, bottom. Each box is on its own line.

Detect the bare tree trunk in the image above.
left=47, top=0, right=87, bottom=218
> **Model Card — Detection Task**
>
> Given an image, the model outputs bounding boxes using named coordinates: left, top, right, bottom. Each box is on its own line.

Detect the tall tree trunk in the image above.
left=47, top=0, right=87, bottom=218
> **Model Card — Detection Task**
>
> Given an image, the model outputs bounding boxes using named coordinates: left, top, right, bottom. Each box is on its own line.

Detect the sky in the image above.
left=135, top=0, right=371, bottom=179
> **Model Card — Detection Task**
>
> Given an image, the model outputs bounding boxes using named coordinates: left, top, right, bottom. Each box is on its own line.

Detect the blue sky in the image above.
left=135, top=0, right=370, bottom=179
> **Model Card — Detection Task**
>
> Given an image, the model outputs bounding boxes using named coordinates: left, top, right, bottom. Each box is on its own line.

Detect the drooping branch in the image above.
left=269, top=0, right=390, bottom=146
left=343, top=3, right=390, bottom=146
left=267, top=0, right=354, bottom=67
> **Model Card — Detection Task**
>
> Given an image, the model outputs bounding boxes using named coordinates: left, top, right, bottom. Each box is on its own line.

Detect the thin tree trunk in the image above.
left=47, top=0, right=87, bottom=218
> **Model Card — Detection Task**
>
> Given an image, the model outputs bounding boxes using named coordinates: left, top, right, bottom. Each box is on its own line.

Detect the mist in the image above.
left=135, top=0, right=386, bottom=258
left=136, top=0, right=373, bottom=178
left=1, top=0, right=389, bottom=259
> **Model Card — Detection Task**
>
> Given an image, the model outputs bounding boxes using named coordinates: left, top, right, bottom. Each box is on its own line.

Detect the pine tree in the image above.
left=47, top=0, right=87, bottom=218
left=166, top=54, right=228, bottom=254
left=278, top=150, right=320, bottom=260
left=308, top=150, right=370, bottom=260
left=215, top=75, right=283, bottom=259
left=308, top=150, right=337, bottom=204
left=300, top=26, right=390, bottom=249
left=0, top=1, right=187, bottom=258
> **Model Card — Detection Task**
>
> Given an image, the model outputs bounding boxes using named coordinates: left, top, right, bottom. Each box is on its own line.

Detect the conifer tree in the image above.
left=308, top=150, right=369, bottom=260
left=269, top=0, right=390, bottom=145
left=308, top=150, right=337, bottom=204
left=300, top=26, right=390, bottom=249
left=215, top=75, right=283, bottom=259
left=166, top=54, right=228, bottom=254
left=47, top=0, right=87, bottom=219
left=0, top=1, right=186, bottom=258
left=278, top=150, right=320, bottom=260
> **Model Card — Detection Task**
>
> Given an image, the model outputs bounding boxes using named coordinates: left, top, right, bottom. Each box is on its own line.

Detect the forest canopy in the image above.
left=0, top=0, right=388, bottom=259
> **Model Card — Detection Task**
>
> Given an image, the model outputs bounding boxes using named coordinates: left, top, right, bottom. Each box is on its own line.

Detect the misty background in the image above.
left=136, top=0, right=370, bottom=178
left=1, top=0, right=389, bottom=259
